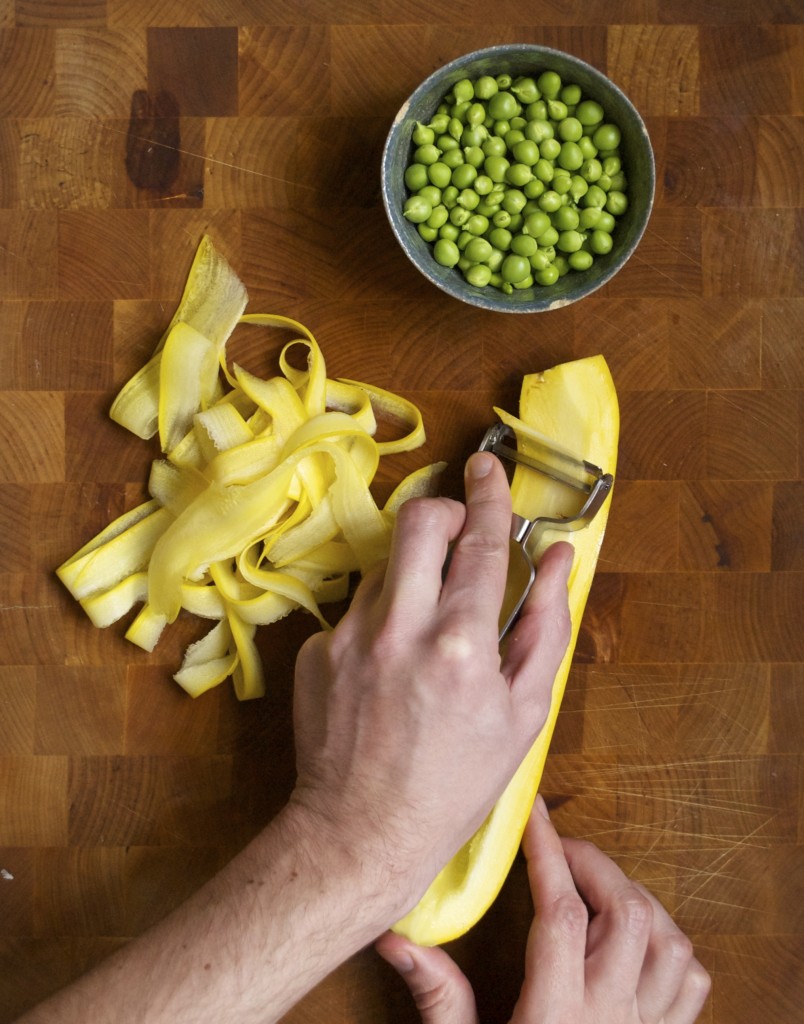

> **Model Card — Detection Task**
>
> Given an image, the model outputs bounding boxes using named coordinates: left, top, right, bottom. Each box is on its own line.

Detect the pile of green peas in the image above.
left=402, top=69, right=628, bottom=292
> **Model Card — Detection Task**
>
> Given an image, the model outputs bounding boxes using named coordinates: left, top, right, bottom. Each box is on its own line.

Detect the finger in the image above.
left=439, top=452, right=512, bottom=630
left=503, top=540, right=573, bottom=717
left=380, top=496, right=466, bottom=612
left=631, top=882, right=697, bottom=1022
left=375, top=932, right=480, bottom=1024
left=562, top=836, right=654, bottom=1003
left=515, top=796, right=587, bottom=1014
left=665, top=957, right=711, bottom=1024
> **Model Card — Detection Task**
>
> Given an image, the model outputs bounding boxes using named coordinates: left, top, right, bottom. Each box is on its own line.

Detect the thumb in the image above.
left=376, top=932, right=480, bottom=1024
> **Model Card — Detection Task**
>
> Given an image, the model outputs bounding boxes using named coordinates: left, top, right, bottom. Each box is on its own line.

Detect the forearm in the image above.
left=17, top=806, right=398, bottom=1024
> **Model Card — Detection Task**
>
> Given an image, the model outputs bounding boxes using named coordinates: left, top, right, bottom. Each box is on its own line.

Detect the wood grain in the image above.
left=1, top=5, right=802, bottom=1023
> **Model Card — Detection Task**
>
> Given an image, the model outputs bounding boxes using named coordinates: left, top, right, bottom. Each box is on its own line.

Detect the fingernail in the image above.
left=535, top=794, right=551, bottom=820
left=466, top=451, right=494, bottom=480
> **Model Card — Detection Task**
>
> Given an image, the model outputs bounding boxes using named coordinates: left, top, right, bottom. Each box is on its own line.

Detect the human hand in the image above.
left=377, top=796, right=711, bottom=1023
left=286, top=451, right=573, bottom=926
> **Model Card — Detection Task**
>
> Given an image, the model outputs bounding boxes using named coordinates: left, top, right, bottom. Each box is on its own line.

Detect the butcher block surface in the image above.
left=1, top=2, right=802, bottom=1021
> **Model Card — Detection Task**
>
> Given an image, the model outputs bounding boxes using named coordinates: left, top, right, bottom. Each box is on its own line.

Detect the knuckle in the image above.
left=544, top=891, right=589, bottom=939
left=452, top=527, right=508, bottom=563
left=615, top=886, right=653, bottom=936
left=687, top=958, right=712, bottom=999
left=397, top=496, right=455, bottom=534
left=661, top=930, right=695, bottom=968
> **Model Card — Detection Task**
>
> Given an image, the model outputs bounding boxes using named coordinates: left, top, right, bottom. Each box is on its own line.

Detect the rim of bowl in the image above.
left=382, top=44, right=656, bottom=313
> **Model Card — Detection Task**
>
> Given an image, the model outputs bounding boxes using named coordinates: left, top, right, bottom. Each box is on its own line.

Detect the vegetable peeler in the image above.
left=479, top=422, right=614, bottom=641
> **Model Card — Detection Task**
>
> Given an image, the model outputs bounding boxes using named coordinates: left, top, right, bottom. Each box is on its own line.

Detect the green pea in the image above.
left=557, top=229, right=583, bottom=253
left=404, top=163, right=428, bottom=191
left=453, top=78, right=474, bottom=103
left=439, top=222, right=460, bottom=241
left=488, top=90, right=519, bottom=120
left=501, top=253, right=531, bottom=283
left=603, top=155, right=622, bottom=176
left=552, top=205, right=580, bottom=231
left=557, top=141, right=584, bottom=171
left=578, top=135, right=598, bottom=160
left=533, top=157, right=555, bottom=183
left=529, top=248, right=553, bottom=271
left=493, top=120, right=511, bottom=137
left=537, top=70, right=562, bottom=98
left=525, top=118, right=553, bottom=143
left=589, top=229, right=613, bottom=254
left=581, top=158, right=603, bottom=182
left=493, top=209, right=512, bottom=228
left=606, top=190, right=628, bottom=215
left=451, top=163, right=477, bottom=189
left=578, top=207, right=603, bottom=230
left=547, top=99, right=568, bottom=121
left=465, top=263, right=492, bottom=287
left=448, top=116, right=464, bottom=140
left=489, top=227, right=512, bottom=250
left=511, top=233, right=538, bottom=257
left=449, top=205, right=470, bottom=226
left=456, top=230, right=474, bottom=250
left=568, top=249, right=594, bottom=271
left=537, top=225, right=559, bottom=247
left=539, top=137, right=561, bottom=161
left=473, top=174, right=494, bottom=196
left=524, top=210, right=551, bottom=237
left=428, top=162, right=452, bottom=188
left=596, top=210, right=616, bottom=232
left=441, top=148, right=465, bottom=169
left=554, top=255, right=570, bottom=276
left=417, top=223, right=438, bottom=242
left=484, top=155, right=510, bottom=182
left=427, top=204, right=449, bottom=229
left=403, top=195, right=432, bottom=223
left=583, top=184, right=608, bottom=208
left=475, top=75, right=499, bottom=100
left=560, top=83, right=583, bottom=106
left=467, top=101, right=486, bottom=126
left=526, top=100, right=548, bottom=120
left=557, top=116, right=583, bottom=142
left=462, top=237, right=491, bottom=263
left=502, top=188, right=527, bottom=214
left=608, top=172, right=627, bottom=192
left=482, top=135, right=507, bottom=157
left=412, top=122, right=435, bottom=146
left=461, top=125, right=487, bottom=149
left=511, top=76, right=540, bottom=103
left=496, top=73, right=512, bottom=88
left=429, top=112, right=450, bottom=134
left=510, top=115, right=527, bottom=131
left=512, top=273, right=534, bottom=289
left=414, top=143, right=440, bottom=165
left=450, top=99, right=471, bottom=121
left=534, top=263, right=560, bottom=286
left=464, top=145, right=485, bottom=168
left=597, top=174, right=612, bottom=192
left=592, top=123, right=622, bottom=150
left=457, top=188, right=480, bottom=210
left=437, top=134, right=460, bottom=152
left=505, top=129, right=526, bottom=148
left=523, top=178, right=546, bottom=199
left=512, top=139, right=540, bottom=165
left=538, top=190, right=562, bottom=213
left=465, top=214, right=490, bottom=235
left=552, top=174, right=572, bottom=195
left=506, top=163, right=533, bottom=187
left=440, top=184, right=458, bottom=208
left=576, top=100, right=604, bottom=126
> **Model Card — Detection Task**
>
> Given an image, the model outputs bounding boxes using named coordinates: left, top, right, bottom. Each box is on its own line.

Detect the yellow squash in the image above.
left=393, top=354, right=619, bottom=946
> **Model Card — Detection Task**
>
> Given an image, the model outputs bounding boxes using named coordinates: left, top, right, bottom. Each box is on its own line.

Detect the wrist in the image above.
left=274, top=797, right=418, bottom=939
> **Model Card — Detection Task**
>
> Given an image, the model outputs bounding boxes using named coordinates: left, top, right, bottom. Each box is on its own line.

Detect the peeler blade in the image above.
left=479, top=422, right=613, bottom=641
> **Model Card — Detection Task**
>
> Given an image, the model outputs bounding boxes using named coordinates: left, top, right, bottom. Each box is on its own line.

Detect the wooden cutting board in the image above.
left=1, top=3, right=802, bottom=1022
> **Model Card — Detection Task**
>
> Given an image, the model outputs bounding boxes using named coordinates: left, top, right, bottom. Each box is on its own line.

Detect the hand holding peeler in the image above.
left=478, top=422, right=614, bottom=641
